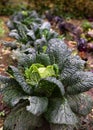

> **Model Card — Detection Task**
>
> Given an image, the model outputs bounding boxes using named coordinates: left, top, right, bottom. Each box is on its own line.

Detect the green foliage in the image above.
left=3, top=102, right=43, bottom=130
left=1, top=38, right=93, bottom=129
left=7, top=11, right=58, bottom=47
left=7, top=66, right=33, bottom=94
left=25, top=63, right=58, bottom=86
left=45, top=98, right=78, bottom=125
left=26, top=96, right=48, bottom=116
left=0, top=110, right=5, bottom=117
left=36, top=77, right=65, bottom=97
left=67, top=93, right=93, bottom=116
left=1, top=10, right=93, bottom=130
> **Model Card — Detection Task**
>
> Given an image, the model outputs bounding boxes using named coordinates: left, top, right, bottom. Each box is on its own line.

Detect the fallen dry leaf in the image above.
left=0, top=127, right=3, bottom=130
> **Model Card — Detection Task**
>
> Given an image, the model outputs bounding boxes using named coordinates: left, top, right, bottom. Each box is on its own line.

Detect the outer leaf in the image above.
left=2, top=41, right=17, bottom=50
left=7, top=20, right=14, bottom=30
left=60, top=55, right=85, bottom=86
left=3, top=102, right=43, bottom=130
left=45, top=98, right=78, bottom=125
left=26, top=96, right=48, bottom=116
left=0, top=75, right=21, bottom=95
left=9, top=29, right=20, bottom=39
left=12, top=50, right=36, bottom=68
left=8, top=66, right=33, bottom=94
left=2, top=85, right=28, bottom=107
left=67, top=93, right=93, bottom=116
left=0, top=75, right=18, bottom=90
left=35, top=77, right=65, bottom=97
left=47, top=38, right=71, bottom=71
left=18, top=54, right=35, bottom=68
left=67, top=71, right=93, bottom=94
left=0, top=75, right=13, bottom=84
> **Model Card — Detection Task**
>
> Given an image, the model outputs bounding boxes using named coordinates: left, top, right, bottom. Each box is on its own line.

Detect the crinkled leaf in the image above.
left=26, top=96, right=48, bottom=116
left=0, top=75, right=17, bottom=93
left=3, top=85, right=28, bottom=107
left=35, top=77, right=65, bottom=97
left=60, top=55, right=85, bottom=86
left=19, top=54, right=36, bottom=68
left=45, top=98, right=78, bottom=125
left=0, top=76, right=19, bottom=92
left=47, top=38, right=71, bottom=71
left=12, top=50, right=36, bottom=68
left=67, top=71, right=93, bottom=94
left=67, top=93, right=93, bottom=116
left=3, top=102, right=43, bottom=130
left=0, top=75, right=13, bottom=84
left=7, top=66, right=33, bottom=94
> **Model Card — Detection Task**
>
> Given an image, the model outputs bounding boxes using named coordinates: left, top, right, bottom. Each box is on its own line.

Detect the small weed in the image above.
left=0, top=110, right=5, bottom=117
left=0, top=19, right=5, bottom=37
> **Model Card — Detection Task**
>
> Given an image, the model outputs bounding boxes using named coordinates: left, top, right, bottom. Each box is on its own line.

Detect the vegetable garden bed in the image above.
left=0, top=10, right=93, bottom=130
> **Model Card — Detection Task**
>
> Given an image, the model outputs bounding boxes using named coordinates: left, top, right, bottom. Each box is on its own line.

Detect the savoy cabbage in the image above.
left=0, top=38, right=93, bottom=130
left=0, top=9, right=93, bottom=130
